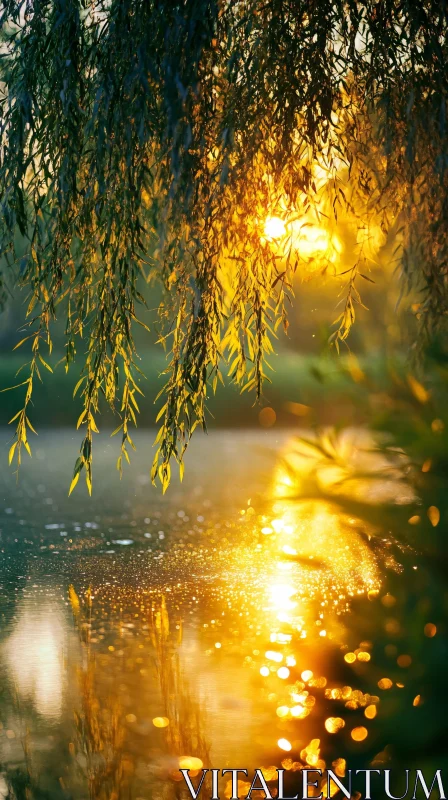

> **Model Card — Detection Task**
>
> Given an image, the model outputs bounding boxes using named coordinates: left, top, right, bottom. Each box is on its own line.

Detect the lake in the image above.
left=0, top=428, right=446, bottom=799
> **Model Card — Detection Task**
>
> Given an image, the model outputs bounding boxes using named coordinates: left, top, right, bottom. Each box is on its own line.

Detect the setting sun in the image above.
left=263, top=213, right=342, bottom=268
left=264, top=216, right=287, bottom=239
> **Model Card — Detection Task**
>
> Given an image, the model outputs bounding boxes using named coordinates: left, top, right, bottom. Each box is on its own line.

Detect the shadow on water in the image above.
left=0, top=429, right=447, bottom=798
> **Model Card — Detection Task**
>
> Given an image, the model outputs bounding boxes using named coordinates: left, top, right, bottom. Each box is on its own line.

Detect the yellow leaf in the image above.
left=77, top=409, right=87, bottom=429
left=68, top=585, right=80, bottom=614
left=8, top=442, right=17, bottom=465
left=26, top=416, right=38, bottom=434
left=347, top=354, right=365, bottom=383
left=407, top=375, right=430, bottom=404
left=284, top=401, right=310, bottom=417
left=156, top=403, right=168, bottom=422
left=0, top=380, right=30, bottom=393
left=73, top=378, right=85, bottom=398
left=428, top=506, right=440, bottom=527
left=38, top=353, right=53, bottom=372
left=68, top=473, right=80, bottom=496
left=13, top=336, right=31, bottom=351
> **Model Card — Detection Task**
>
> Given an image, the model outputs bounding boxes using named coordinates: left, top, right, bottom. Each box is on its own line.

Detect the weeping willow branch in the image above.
left=1, top=0, right=448, bottom=492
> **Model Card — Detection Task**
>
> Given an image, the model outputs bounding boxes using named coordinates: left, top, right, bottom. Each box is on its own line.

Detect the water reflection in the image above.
left=3, top=598, right=67, bottom=721
left=242, top=432, right=391, bottom=654
left=66, top=592, right=209, bottom=799
left=220, top=437, right=387, bottom=774
left=0, top=429, right=445, bottom=797
left=228, top=431, right=419, bottom=776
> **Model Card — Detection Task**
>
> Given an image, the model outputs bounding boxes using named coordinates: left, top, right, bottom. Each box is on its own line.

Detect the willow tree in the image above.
left=0, top=0, right=447, bottom=492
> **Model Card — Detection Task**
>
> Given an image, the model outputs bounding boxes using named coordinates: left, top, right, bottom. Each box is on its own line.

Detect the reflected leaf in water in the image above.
left=67, top=591, right=210, bottom=798
left=73, top=660, right=126, bottom=800
left=258, top=435, right=388, bottom=637
left=257, top=428, right=416, bottom=627
left=208, top=434, right=395, bottom=783
left=1, top=428, right=447, bottom=797
left=216, top=430, right=437, bottom=781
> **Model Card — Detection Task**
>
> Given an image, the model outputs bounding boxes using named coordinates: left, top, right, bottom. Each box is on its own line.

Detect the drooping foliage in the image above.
left=0, top=0, right=447, bottom=491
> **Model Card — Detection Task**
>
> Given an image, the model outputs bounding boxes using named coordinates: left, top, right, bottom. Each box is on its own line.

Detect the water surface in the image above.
left=0, top=429, right=446, bottom=799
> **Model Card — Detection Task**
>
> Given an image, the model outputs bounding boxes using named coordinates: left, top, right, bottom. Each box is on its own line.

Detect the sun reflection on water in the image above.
left=0, top=430, right=423, bottom=797
left=218, top=431, right=404, bottom=772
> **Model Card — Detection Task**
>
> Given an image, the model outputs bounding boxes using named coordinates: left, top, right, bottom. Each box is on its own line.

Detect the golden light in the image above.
left=264, top=216, right=287, bottom=239
left=259, top=406, right=277, bottom=427
left=153, top=716, right=170, bottom=728
left=269, top=583, right=297, bottom=612
left=357, top=651, right=371, bottom=662
left=291, top=704, right=309, bottom=719
left=179, top=757, right=204, bottom=771
left=351, top=726, right=368, bottom=742
left=344, top=652, right=356, bottom=664
left=325, top=717, right=345, bottom=734
left=277, top=666, right=290, bottom=679
left=278, top=738, right=292, bottom=752
left=265, top=649, right=283, bottom=662
left=288, top=221, right=336, bottom=257
left=4, top=600, right=66, bottom=720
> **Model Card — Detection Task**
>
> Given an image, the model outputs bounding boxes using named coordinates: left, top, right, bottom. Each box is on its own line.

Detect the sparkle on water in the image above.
left=0, top=429, right=444, bottom=798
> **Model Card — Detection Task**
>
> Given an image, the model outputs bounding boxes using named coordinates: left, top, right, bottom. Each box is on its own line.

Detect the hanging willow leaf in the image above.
left=1, top=0, right=447, bottom=491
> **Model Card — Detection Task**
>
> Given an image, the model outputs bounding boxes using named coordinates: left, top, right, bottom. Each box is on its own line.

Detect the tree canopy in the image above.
left=1, top=0, right=447, bottom=492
